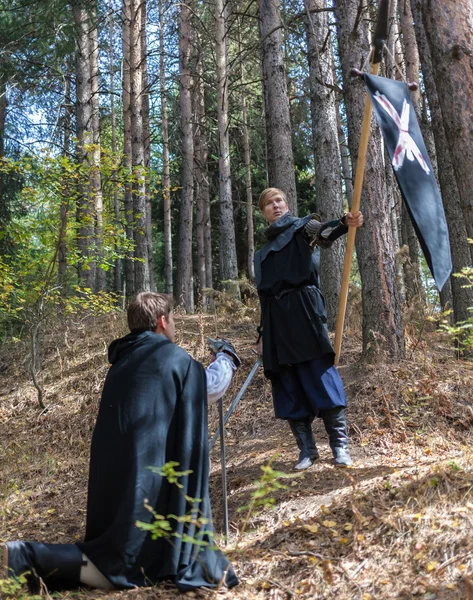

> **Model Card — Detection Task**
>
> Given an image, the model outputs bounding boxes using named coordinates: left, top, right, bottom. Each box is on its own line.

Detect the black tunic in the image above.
left=77, top=330, right=237, bottom=591
left=255, top=213, right=336, bottom=378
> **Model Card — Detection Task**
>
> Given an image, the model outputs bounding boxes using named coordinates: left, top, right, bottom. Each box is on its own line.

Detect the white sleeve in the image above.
left=206, top=352, right=236, bottom=404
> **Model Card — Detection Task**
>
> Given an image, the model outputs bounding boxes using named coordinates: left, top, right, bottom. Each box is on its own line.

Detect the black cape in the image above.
left=255, top=213, right=335, bottom=378
left=77, top=330, right=237, bottom=591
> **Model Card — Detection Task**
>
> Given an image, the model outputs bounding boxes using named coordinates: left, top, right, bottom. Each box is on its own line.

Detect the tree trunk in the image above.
left=238, top=34, right=255, bottom=282
left=58, top=72, right=72, bottom=291
left=194, top=47, right=207, bottom=308
left=259, top=0, right=297, bottom=214
left=397, top=0, right=426, bottom=305
left=215, top=0, right=239, bottom=293
left=418, top=95, right=453, bottom=317
left=335, top=0, right=405, bottom=361
left=130, top=0, right=150, bottom=293
left=0, top=78, right=6, bottom=218
left=421, top=0, right=473, bottom=248
left=159, top=0, right=173, bottom=296
left=141, top=0, right=155, bottom=292
left=109, top=2, right=122, bottom=295
left=73, top=3, right=96, bottom=290
left=305, top=0, right=345, bottom=331
left=411, top=0, right=473, bottom=325
left=122, top=0, right=135, bottom=298
left=201, top=82, right=213, bottom=294
left=176, top=0, right=194, bottom=312
left=89, top=4, right=105, bottom=292
left=336, top=103, right=353, bottom=208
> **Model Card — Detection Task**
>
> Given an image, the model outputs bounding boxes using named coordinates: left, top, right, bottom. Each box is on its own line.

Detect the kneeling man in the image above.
left=3, top=292, right=239, bottom=593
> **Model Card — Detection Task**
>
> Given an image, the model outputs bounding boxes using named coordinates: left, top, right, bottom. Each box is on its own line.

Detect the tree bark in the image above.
left=259, top=0, right=297, bottom=214
left=421, top=0, right=473, bottom=248
left=215, top=0, right=239, bottom=293
left=122, top=0, right=135, bottom=299
left=73, top=3, right=96, bottom=290
left=411, top=0, right=473, bottom=325
left=194, top=47, right=207, bottom=308
left=130, top=0, right=150, bottom=293
left=58, top=72, right=72, bottom=291
left=336, top=103, right=353, bottom=208
left=141, top=0, right=155, bottom=292
left=0, top=78, right=6, bottom=222
left=335, top=0, right=405, bottom=361
left=176, top=0, right=194, bottom=312
left=109, top=1, right=122, bottom=295
left=239, top=40, right=255, bottom=282
left=397, top=0, right=426, bottom=305
left=305, top=0, right=345, bottom=331
left=89, top=3, right=105, bottom=292
left=159, top=0, right=173, bottom=296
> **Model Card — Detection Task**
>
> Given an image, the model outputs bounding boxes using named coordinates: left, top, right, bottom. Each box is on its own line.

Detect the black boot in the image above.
left=288, top=419, right=319, bottom=470
left=322, top=408, right=353, bottom=467
left=4, top=541, right=84, bottom=593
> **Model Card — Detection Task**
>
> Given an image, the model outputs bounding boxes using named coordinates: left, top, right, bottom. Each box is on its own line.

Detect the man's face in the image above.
left=162, top=312, right=176, bottom=343
left=261, top=194, right=289, bottom=224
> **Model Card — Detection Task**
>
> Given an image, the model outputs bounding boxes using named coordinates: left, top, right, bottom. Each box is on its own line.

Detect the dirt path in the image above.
left=0, top=314, right=472, bottom=599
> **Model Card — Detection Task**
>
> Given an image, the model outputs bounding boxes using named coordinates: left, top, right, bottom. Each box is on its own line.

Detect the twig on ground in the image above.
left=278, top=549, right=340, bottom=562
left=349, top=558, right=368, bottom=579
left=268, top=578, right=298, bottom=597
left=437, top=553, right=471, bottom=574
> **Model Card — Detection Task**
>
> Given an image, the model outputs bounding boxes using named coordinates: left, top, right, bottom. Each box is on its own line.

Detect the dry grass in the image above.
left=0, top=308, right=472, bottom=599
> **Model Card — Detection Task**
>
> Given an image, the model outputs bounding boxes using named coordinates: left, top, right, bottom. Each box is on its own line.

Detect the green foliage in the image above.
left=238, top=460, right=298, bottom=513
left=0, top=573, right=41, bottom=599
left=440, top=265, right=473, bottom=354
left=448, top=460, right=461, bottom=473
left=136, top=503, right=173, bottom=541
left=147, top=462, right=193, bottom=489
left=136, top=462, right=213, bottom=549
left=236, top=457, right=302, bottom=543
left=0, top=150, right=136, bottom=339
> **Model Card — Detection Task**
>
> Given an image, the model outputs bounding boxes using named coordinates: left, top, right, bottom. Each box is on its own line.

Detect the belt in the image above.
left=273, top=284, right=313, bottom=300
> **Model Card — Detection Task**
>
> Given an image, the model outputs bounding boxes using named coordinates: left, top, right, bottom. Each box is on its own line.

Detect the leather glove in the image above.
left=207, top=337, right=241, bottom=368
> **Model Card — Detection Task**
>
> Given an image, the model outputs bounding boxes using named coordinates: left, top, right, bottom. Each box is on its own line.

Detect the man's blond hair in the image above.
left=258, top=187, right=287, bottom=212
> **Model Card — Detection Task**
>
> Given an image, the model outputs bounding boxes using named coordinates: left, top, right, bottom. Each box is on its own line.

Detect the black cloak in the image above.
left=255, top=213, right=335, bottom=378
left=77, top=330, right=237, bottom=591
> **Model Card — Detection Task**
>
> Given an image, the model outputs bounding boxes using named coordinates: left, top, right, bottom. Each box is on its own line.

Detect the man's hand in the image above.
left=344, top=211, right=363, bottom=228
left=207, top=337, right=241, bottom=368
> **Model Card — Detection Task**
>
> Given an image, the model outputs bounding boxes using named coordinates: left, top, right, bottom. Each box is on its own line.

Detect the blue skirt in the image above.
left=271, top=357, right=347, bottom=420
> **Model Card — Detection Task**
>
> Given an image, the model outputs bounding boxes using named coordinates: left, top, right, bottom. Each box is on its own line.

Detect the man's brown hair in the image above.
left=258, top=187, right=287, bottom=212
left=127, top=292, right=173, bottom=332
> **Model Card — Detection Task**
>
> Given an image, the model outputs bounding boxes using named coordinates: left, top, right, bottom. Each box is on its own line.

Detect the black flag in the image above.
left=364, top=73, right=452, bottom=291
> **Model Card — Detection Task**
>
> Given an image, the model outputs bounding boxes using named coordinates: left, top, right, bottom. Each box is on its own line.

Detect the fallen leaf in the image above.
left=322, top=520, right=337, bottom=528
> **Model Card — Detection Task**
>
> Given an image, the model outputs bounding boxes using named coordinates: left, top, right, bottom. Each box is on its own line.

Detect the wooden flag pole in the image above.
left=334, top=60, right=379, bottom=366
left=333, top=0, right=390, bottom=366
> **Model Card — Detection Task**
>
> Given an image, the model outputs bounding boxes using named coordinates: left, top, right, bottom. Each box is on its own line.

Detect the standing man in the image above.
left=3, top=292, right=239, bottom=593
left=255, top=188, right=363, bottom=470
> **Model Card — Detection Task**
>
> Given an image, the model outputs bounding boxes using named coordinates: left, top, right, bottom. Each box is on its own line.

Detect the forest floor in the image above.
left=0, top=306, right=473, bottom=600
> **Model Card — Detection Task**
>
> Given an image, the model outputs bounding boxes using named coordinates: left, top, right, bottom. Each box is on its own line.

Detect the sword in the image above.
left=217, top=396, right=229, bottom=542
left=210, top=354, right=262, bottom=542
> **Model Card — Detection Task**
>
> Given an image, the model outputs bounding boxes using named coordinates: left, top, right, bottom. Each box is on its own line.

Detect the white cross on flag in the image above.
left=364, top=73, right=451, bottom=291
left=373, top=92, right=430, bottom=175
